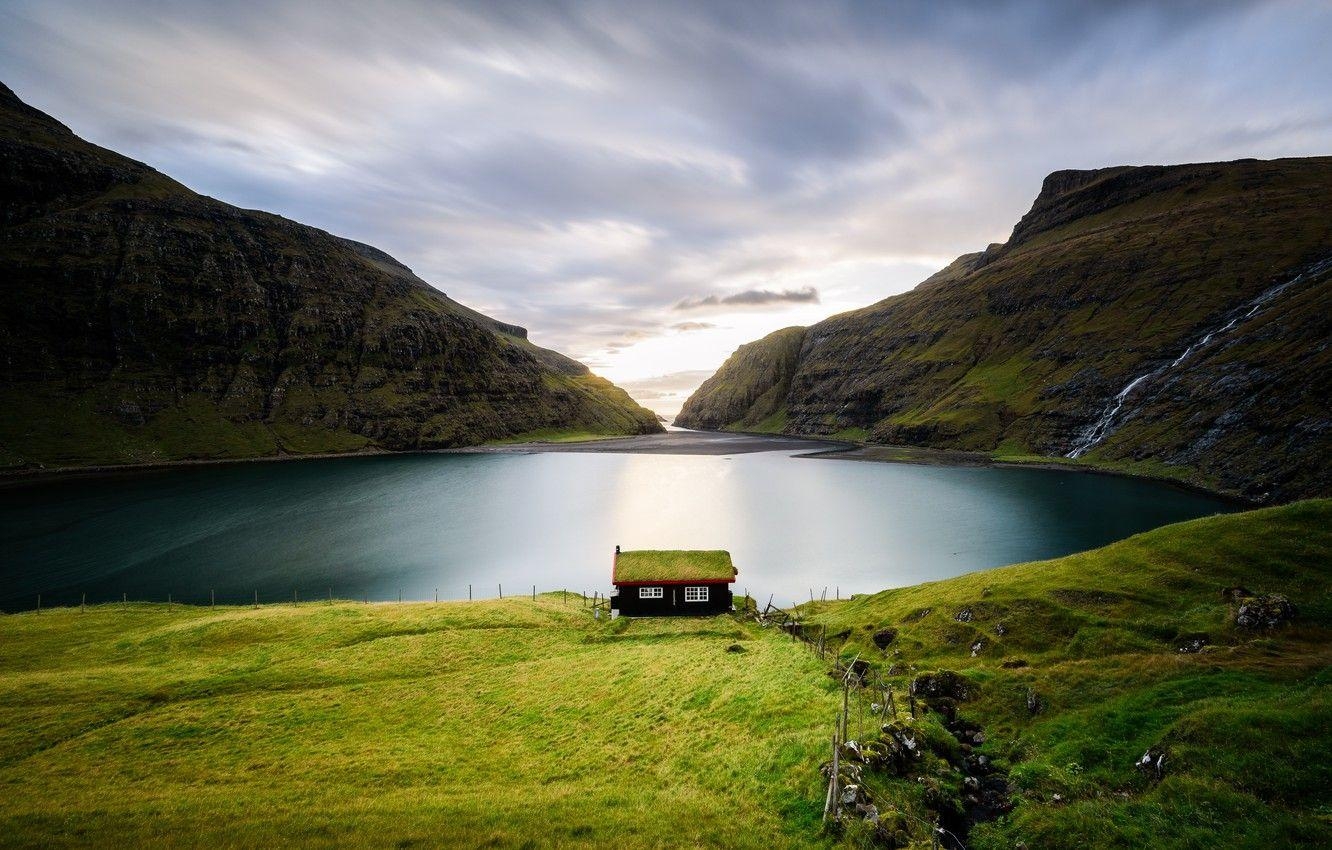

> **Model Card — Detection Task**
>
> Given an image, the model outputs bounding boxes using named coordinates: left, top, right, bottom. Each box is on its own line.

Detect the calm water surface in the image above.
left=0, top=448, right=1235, bottom=610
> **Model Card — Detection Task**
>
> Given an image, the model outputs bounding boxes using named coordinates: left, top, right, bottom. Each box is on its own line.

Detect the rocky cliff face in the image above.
left=677, top=157, right=1332, bottom=502
left=676, top=326, right=806, bottom=432
left=0, top=83, right=660, bottom=469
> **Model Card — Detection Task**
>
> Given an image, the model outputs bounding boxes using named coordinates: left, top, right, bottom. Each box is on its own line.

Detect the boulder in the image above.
left=1236, top=594, right=1296, bottom=630
left=1175, top=635, right=1207, bottom=653
left=1025, top=688, right=1044, bottom=715
left=947, top=718, right=986, bottom=746
left=1136, top=747, right=1167, bottom=781
left=911, top=670, right=974, bottom=702
left=866, top=722, right=923, bottom=775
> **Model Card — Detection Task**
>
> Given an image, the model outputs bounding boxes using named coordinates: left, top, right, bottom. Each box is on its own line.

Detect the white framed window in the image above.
left=639, top=586, right=663, bottom=599
left=684, top=586, right=709, bottom=603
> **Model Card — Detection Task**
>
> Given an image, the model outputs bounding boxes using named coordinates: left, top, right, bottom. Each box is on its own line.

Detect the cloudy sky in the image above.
left=2, top=0, right=1330, bottom=417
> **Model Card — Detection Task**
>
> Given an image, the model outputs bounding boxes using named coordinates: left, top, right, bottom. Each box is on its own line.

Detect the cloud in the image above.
left=670, top=321, right=717, bottom=331
left=616, top=369, right=719, bottom=418
left=0, top=0, right=1327, bottom=386
left=674, top=287, right=819, bottom=311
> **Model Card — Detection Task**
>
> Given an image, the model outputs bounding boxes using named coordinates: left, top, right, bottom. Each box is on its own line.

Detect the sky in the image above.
left=2, top=0, right=1330, bottom=418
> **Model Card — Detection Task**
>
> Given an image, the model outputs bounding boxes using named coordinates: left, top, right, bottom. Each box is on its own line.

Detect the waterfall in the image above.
left=1066, top=256, right=1332, bottom=459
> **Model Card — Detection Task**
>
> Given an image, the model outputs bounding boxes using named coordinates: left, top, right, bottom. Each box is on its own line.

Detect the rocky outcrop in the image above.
left=0, top=83, right=661, bottom=469
left=1235, top=594, right=1296, bottom=630
left=678, top=157, right=1332, bottom=502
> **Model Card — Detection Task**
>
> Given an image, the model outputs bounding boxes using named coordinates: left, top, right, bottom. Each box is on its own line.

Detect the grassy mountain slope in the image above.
left=677, top=158, right=1332, bottom=502
left=677, top=326, right=807, bottom=432
left=0, top=83, right=660, bottom=470
left=805, top=499, right=1332, bottom=848
left=0, top=503, right=1326, bottom=847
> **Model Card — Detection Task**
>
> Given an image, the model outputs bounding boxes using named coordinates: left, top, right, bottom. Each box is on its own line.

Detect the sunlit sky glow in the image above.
left=2, top=0, right=1330, bottom=418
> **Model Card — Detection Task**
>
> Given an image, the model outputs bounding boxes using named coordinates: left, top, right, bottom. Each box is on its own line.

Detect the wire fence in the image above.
left=6, top=585, right=620, bottom=614
left=13, top=582, right=967, bottom=844
left=740, top=592, right=968, bottom=850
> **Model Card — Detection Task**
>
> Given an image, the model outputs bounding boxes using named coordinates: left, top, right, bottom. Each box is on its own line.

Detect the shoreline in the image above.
left=0, top=428, right=1252, bottom=506
left=790, top=440, right=1255, bottom=507
left=453, top=429, right=851, bottom=456
left=0, top=445, right=404, bottom=488
left=0, top=430, right=849, bottom=488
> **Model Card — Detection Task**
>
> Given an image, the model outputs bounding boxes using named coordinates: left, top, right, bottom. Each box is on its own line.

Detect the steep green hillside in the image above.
left=804, top=499, right=1332, bottom=848
left=0, top=83, right=660, bottom=470
left=678, top=326, right=807, bottom=432
left=677, top=158, right=1332, bottom=502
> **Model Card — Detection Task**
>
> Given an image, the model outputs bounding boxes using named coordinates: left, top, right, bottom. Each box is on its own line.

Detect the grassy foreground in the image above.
left=0, top=598, right=836, bottom=848
left=805, top=499, right=1332, bottom=848
left=1, top=502, right=1329, bottom=848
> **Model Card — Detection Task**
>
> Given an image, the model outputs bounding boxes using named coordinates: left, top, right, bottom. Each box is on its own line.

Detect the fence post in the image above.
left=831, top=730, right=841, bottom=819
left=253, top=590, right=258, bottom=608
left=435, top=588, right=438, bottom=603
left=841, top=677, right=850, bottom=742
left=498, top=584, right=503, bottom=599
left=532, top=585, right=536, bottom=601
left=36, top=594, right=41, bottom=614
left=293, top=590, right=297, bottom=607
left=122, top=592, right=126, bottom=605
left=210, top=589, right=215, bottom=607
left=328, top=587, right=332, bottom=603
left=858, top=687, right=864, bottom=739
left=81, top=592, right=86, bottom=613
left=823, top=731, right=837, bottom=822
left=468, top=584, right=472, bottom=601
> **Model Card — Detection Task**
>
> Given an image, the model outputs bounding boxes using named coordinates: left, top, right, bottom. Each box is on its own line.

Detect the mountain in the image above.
left=677, top=158, right=1332, bottom=502
left=0, top=83, right=660, bottom=469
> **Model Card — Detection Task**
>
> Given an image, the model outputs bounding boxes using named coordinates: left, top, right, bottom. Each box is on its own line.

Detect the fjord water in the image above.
left=1, top=449, right=1234, bottom=611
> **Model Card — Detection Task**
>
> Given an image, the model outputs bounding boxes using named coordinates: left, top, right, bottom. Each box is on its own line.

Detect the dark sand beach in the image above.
left=456, top=429, right=850, bottom=455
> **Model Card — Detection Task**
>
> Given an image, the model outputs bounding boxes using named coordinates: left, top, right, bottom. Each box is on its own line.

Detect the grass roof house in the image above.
left=609, top=547, right=737, bottom=617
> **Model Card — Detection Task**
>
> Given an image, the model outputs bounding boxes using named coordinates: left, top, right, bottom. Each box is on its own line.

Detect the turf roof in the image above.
left=613, top=550, right=736, bottom=583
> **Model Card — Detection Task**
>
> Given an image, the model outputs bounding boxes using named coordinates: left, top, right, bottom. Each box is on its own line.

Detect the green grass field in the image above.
left=1, top=501, right=1328, bottom=848
left=0, top=596, right=836, bottom=848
